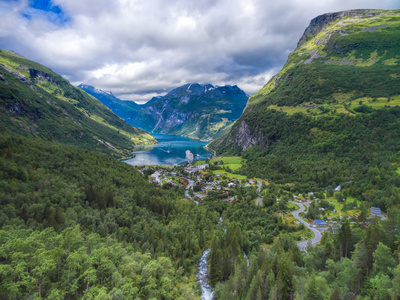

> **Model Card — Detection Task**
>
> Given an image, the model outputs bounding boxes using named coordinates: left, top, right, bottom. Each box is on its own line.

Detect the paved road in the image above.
left=184, top=178, right=199, bottom=205
left=289, top=201, right=322, bottom=251
left=255, top=181, right=263, bottom=206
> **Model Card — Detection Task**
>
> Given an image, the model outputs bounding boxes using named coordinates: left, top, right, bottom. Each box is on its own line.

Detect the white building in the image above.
left=150, top=171, right=161, bottom=184
left=186, top=150, right=194, bottom=162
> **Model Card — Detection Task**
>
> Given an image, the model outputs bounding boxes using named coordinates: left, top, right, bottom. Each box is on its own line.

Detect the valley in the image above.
left=80, top=83, right=248, bottom=141
left=1, top=7, right=400, bottom=300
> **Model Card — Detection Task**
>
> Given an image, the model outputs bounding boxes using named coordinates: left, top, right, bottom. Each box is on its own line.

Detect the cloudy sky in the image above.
left=0, top=0, right=399, bottom=103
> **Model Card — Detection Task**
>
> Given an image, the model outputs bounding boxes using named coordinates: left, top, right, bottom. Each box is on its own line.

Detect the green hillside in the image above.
left=0, top=50, right=156, bottom=158
left=210, top=9, right=400, bottom=209
left=250, top=9, right=400, bottom=110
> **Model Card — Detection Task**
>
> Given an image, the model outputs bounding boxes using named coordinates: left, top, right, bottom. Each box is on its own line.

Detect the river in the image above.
left=124, top=134, right=211, bottom=166
left=197, top=249, right=213, bottom=300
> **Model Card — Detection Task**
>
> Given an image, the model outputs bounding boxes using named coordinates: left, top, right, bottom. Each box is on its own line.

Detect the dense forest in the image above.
left=0, top=133, right=289, bottom=299
left=0, top=133, right=216, bottom=298
left=1, top=132, right=399, bottom=299
left=212, top=213, right=400, bottom=300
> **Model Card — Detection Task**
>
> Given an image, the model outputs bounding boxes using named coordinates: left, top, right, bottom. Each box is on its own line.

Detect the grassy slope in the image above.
left=209, top=9, right=400, bottom=191
left=250, top=10, right=400, bottom=110
left=0, top=50, right=156, bottom=158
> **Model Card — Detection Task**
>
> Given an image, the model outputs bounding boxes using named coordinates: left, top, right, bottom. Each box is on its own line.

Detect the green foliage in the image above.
left=0, top=227, right=195, bottom=299
left=214, top=208, right=400, bottom=299
left=209, top=223, right=244, bottom=286
left=0, top=133, right=220, bottom=298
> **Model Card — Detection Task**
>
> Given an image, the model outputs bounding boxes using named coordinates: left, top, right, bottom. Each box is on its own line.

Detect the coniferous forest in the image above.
left=1, top=132, right=400, bottom=299
left=1, top=6, right=400, bottom=300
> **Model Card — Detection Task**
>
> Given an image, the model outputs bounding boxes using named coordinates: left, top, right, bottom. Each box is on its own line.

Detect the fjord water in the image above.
left=125, top=134, right=211, bottom=166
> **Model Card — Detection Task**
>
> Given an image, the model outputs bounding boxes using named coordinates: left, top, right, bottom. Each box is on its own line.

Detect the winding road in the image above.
left=184, top=178, right=199, bottom=205
left=289, top=201, right=322, bottom=251
left=255, top=181, right=263, bottom=206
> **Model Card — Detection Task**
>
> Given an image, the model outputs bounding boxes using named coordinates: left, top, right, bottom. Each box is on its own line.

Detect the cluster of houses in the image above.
left=183, top=163, right=209, bottom=173
left=145, top=164, right=260, bottom=206
left=148, top=169, right=180, bottom=186
left=339, top=213, right=360, bottom=219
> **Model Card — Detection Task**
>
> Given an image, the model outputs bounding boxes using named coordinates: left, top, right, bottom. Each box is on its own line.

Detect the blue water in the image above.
left=124, top=134, right=211, bottom=166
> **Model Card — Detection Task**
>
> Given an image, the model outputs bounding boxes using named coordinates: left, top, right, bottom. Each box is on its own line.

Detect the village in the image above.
left=139, top=150, right=384, bottom=233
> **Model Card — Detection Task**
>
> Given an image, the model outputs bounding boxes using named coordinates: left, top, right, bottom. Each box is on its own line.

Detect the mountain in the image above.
left=0, top=50, right=156, bottom=158
left=209, top=9, right=400, bottom=197
left=79, top=83, right=248, bottom=140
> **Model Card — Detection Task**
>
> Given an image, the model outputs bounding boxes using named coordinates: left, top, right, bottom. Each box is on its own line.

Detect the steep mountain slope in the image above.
left=80, top=83, right=248, bottom=141
left=78, top=84, right=142, bottom=121
left=0, top=50, right=156, bottom=158
left=210, top=9, right=400, bottom=196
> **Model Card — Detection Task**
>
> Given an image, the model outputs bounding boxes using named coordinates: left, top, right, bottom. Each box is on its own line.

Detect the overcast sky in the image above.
left=0, top=0, right=399, bottom=103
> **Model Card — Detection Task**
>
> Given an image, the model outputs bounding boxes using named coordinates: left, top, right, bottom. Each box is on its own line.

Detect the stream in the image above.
left=196, top=217, right=251, bottom=299
left=197, top=249, right=213, bottom=300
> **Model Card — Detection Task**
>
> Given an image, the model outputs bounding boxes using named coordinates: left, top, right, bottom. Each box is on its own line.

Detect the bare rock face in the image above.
left=29, top=69, right=60, bottom=85
left=297, top=9, right=381, bottom=48
left=234, top=120, right=264, bottom=151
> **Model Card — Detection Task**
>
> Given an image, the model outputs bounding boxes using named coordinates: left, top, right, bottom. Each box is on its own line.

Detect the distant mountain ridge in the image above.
left=0, top=49, right=156, bottom=158
left=79, top=83, right=248, bottom=140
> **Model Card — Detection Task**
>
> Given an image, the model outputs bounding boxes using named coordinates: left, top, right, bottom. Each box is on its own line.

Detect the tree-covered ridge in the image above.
left=0, top=50, right=156, bottom=158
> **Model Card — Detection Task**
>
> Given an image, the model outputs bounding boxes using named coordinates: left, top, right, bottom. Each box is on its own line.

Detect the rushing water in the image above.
left=124, top=134, right=211, bottom=166
left=197, top=249, right=213, bottom=300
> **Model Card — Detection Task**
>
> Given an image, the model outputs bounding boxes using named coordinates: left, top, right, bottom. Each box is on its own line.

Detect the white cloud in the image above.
left=0, top=0, right=399, bottom=102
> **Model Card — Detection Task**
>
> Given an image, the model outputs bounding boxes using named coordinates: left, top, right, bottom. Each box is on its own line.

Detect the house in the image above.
left=370, top=207, right=382, bottom=218
left=314, top=219, right=327, bottom=226
left=197, top=163, right=209, bottom=170
left=249, top=179, right=256, bottom=184
left=228, top=196, right=238, bottom=203
left=150, top=171, right=161, bottom=184
left=334, top=185, right=341, bottom=191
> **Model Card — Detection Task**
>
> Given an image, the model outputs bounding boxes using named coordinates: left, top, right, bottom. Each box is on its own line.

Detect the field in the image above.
left=286, top=202, right=300, bottom=211
left=323, top=195, right=363, bottom=219
left=266, top=94, right=400, bottom=118
left=212, top=169, right=248, bottom=180
left=196, top=156, right=245, bottom=172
